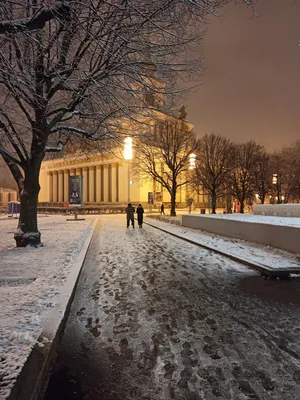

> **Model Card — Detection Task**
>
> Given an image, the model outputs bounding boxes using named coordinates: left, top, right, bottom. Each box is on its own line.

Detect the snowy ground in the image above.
left=146, top=216, right=300, bottom=271
left=0, top=216, right=95, bottom=398
left=188, top=213, right=300, bottom=228
left=2, top=213, right=300, bottom=399
left=44, top=215, right=300, bottom=400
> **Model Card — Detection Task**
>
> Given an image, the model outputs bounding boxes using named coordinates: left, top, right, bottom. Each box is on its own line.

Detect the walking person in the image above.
left=160, top=203, right=165, bottom=215
left=125, top=203, right=135, bottom=228
left=136, top=204, right=144, bottom=228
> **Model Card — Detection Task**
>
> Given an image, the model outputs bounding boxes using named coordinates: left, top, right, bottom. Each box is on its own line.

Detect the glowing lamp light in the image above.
left=255, top=194, right=259, bottom=199
left=124, top=137, right=133, bottom=160
left=272, top=174, right=278, bottom=185
left=281, top=195, right=285, bottom=201
left=189, top=153, right=196, bottom=170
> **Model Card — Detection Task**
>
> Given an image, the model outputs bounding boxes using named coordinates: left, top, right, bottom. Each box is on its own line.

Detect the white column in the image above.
left=58, top=170, right=64, bottom=202
left=103, top=164, right=109, bottom=202
left=53, top=171, right=58, bottom=202
left=111, top=163, right=117, bottom=202
left=64, top=169, right=69, bottom=202
left=47, top=172, right=53, bottom=202
left=89, top=166, right=95, bottom=203
left=96, top=165, right=102, bottom=203
left=118, top=162, right=127, bottom=203
left=83, top=167, right=88, bottom=203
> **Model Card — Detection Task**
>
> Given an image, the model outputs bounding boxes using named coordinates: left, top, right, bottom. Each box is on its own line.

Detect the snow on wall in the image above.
left=181, top=214, right=300, bottom=255
left=253, top=204, right=300, bottom=218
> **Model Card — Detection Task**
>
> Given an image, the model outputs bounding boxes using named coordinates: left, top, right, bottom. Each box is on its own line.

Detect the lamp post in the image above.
left=189, top=153, right=196, bottom=170
left=124, top=137, right=133, bottom=202
left=187, top=153, right=196, bottom=212
left=272, top=173, right=280, bottom=203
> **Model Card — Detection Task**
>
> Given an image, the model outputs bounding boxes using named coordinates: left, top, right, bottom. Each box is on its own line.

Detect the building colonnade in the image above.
left=46, top=163, right=122, bottom=204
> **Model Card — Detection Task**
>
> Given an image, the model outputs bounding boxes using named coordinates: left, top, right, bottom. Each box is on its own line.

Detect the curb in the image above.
left=144, top=218, right=300, bottom=277
left=7, top=218, right=98, bottom=400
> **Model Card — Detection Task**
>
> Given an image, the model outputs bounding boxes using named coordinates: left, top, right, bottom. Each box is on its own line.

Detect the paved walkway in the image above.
left=43, top=215, right=300, bottom=400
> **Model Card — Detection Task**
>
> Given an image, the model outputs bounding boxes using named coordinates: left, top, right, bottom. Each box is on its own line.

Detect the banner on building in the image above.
left=69, top=176, right=82, bottom=206
left=148, top=192, right=154, bottom=205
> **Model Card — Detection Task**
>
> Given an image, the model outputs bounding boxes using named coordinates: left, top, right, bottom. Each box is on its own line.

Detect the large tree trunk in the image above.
left=211, top=191, right=217, bottom=214
left=170, top=188, right=176, bottom=216
left=240, top=201, right=245, bottom=214
left=0, top=153, right=42, bottom=247
left=14, top=136, right=45, bottom=247
left=14, top=169, right=42, bottom=247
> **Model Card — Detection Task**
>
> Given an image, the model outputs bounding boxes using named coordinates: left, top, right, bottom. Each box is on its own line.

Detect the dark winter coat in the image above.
left=136, top=205, right=144, bottom=216
left=137, top=205, right=144, bottom=224
left=125, top=205, right=135, bottom=219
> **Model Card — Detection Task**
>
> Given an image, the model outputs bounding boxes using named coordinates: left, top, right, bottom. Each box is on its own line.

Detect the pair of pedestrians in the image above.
left=125, top=203, right=144, bottom=228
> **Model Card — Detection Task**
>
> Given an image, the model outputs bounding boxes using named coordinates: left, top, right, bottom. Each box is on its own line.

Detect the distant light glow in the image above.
left=124, top=137, right=133, bottom=160
left=272, top=173, right=278, bottom=184
left=255, top=193, right=259, bottom=199
left=189, top=153, right=196, bottom=170
left=129, top=180, right=133, bottom=185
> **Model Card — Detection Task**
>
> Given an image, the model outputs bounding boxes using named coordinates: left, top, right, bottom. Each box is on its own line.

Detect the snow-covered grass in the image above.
left=194, top=212, right=300, bottom=227
left=0, top=215, right=95, bottom=398
left=145, top=216, right=300, bottom=271
left=254, top=203, right=300, bottom=218
left=147, top=214, right=181, bottom=225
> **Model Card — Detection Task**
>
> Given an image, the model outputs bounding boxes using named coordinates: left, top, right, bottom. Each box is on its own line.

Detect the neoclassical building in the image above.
left=38, top=151, right=195, bottom=206
left=38, top=110, right=209, bottom=207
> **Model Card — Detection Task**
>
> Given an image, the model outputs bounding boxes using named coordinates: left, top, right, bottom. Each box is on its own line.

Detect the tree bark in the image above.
left=240, top=201, right=245, bottom=214
left=13, top=132, right=45, bottom=247
left=170, top=187, right=176, bottom=216
left=211, top=191, right=217, bottom=214
left=14, top=164, right=42, bottom=247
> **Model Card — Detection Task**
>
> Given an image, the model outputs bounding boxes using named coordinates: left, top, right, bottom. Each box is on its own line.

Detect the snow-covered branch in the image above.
left=45, top=142, right=64, bottom=152
left=0, top=3, right=71, bottom=35
left=50, top=126, right=92, bottom=137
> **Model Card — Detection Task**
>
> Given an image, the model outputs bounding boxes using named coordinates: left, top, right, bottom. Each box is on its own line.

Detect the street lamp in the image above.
left=124, top=137, right=133, bottom=202
left=189, top=153, right=196, bottom=170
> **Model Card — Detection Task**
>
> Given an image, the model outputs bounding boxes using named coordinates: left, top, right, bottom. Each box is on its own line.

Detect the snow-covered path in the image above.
left=44, top=215, right=300, bottom=400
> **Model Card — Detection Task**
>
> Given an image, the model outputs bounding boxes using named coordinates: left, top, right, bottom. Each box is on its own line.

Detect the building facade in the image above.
left=0, top=187, right=18, bottom=211
left=38, top=151, right=211, bottom=208
left=39, top=152, right=193, bottom=206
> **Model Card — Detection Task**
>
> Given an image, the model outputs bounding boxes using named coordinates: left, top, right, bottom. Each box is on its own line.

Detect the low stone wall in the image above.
left=181, top=215, right=300, bottom=255
left=253, top=204, right=300, bottom=218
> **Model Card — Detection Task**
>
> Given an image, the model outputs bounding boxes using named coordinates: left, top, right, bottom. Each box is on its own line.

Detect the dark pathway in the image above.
left=41, top=215, right=300, bottom=400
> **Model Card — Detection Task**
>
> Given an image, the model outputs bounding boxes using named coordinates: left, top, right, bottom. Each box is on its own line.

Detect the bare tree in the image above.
left=270, top=149, right=297, bottom=204
left=191, top=133, right=235, bottom=213
left=284, top=140, right=300, bottom=202
left=252, top=151, right=272, bottom=204
left=229, top=141, right=263, bottom=213
left=0, top=0, right=230, bottom=246
left=133, top=117, right=198, bottom=216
